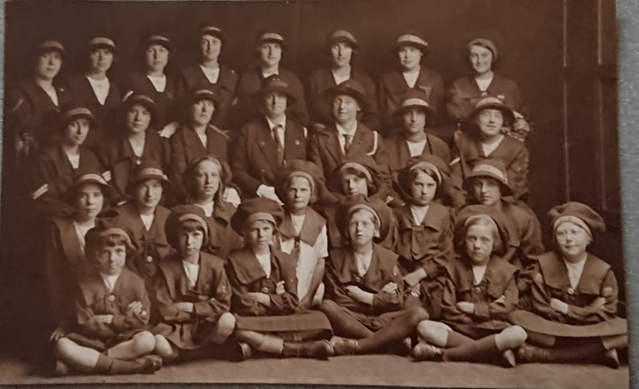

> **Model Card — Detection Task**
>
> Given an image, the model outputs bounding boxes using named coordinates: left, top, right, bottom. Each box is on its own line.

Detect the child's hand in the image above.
left=591, top=297, right=607, bottom=309
left=247, top=292, right=270, bottom=305
left=223, top=187, right=242, bottom=208
left=550, top=298, right=569, bottom=314
left=95, top=314, right=114, bottom=324
left=403, top=269, right=426, bottom=288
left=275, top=281, right=286, bottom=295
left=345, top=285, right=367, bottom=302
left=297, top=295, right=312, bottom=311
left=126, top=301, right=143, bottom=316
left=381, top=282, right=398, bottom=294
left=456, top=301, right=475, bottom=314
left=493, top=295, right=506, bottom=304
left=175, top=302, right=194, bottom=313
left=49, top=326, right=66, bottom=343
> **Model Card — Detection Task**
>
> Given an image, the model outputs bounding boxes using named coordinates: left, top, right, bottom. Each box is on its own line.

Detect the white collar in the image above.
left=266, top=116, right=287, bottom=131
left=336, top=121, right=357, bottom=136
left=100, top=272, right=121, bottom=293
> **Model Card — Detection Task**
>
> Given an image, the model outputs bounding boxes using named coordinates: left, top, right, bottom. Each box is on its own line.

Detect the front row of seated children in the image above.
left=46, top=155, right=627, bottom=375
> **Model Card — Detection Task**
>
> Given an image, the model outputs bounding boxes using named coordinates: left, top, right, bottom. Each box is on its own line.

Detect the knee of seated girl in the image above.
left=133, top=331, right=156, bottom=354
left=216, top=312, right=236, bottom=336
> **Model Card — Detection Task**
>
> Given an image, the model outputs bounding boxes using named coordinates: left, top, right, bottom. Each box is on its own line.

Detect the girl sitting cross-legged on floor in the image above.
left=412, top=204, right=527, bottom=366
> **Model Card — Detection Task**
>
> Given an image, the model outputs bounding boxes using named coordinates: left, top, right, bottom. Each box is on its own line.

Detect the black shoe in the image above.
left=133, top=355, right=163, bottom=374
left=283, top=340, right=334, bottom=359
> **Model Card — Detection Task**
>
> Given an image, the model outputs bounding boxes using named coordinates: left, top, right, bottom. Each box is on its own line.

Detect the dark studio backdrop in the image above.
left=0, top=0, right=623, bottom=348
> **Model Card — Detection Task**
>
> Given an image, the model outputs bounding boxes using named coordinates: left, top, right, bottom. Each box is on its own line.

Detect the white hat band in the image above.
left=247, top=212, right=277, bottom=226
left=138, top=168, right=167, bottom=180
left=63, top=107, right=93, bottom=120
left=89, top=37, right=116, bottom=48
left=397, top=34, right=427, bottom=47
left=553, top=215, right=592, bottom=237
left=472, top=164, right=507, bottom=183
left=401, top=98, right=430, bottom=109
left=331, top=30, right=357, bottom=43
left=77, top=173, right=108, bottom=186
left=409, top=161, right=442, bottom=185
left=260, top=32, right=284, bottom=42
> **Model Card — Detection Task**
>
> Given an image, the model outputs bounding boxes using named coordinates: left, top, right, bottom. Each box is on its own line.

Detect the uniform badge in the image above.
left=567, top=287, right=575, bottom=295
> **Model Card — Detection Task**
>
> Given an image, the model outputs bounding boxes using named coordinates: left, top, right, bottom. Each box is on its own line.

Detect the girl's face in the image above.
left=200, top=34, right=222, bottom=62
left=89, top=48, right=114, bottom=73
left=470, top=45, right=493, bottom=75
left=64, top=117, right=90, bottom=146
left=410, top=171, right=437, bottom=206
left=245, top=220, right=274, bottom=251
left=134, top=178, right=163, bottom=210
left=263, top=92, right=288, bottom=118
left=178, top=227, right=204, bottom=257
left=259, top=42, right=282, bottom=67
left=95, top=244, right=126, bottom=275
left=465, top=223, right=495, bottom=265
left=332, top=95, right=361, bottom=124
left=194, top=160, right=221, bottom=200
left=472, top=177, right=502, bottom=207
left=75, top=183, right=104, bottom=220
left=398, top=45, right=422, bottom=71
left=145, top=44, right=169, bottom=73
left=476, top=108, right=504, bottom=138
left=286, top=176, right=312, bottom=212
left=555, top=222, right=591, bottom=261
left=35, top=51, right=62, bottom=81
left=190, top=99, right=215, bottom=127
left=403, top=108, right=427, bottom=134
left=348, top=209, right=378, bottom=247
left=341, top=172, right=369, bottom=197
left=331, top=42, right=353, bottom=68
left=126, top=104, right=152, bottom=134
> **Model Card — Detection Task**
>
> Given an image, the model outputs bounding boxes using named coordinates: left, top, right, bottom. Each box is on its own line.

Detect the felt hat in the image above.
left=127, top=161, right=172, bottom=195
left=259, top=74, right=296, bottom=104
left=63, top=168, right=116, bottom=205
left=88, top=36, right=119, bottom=54
left=395, top=33, right=429, bottom=54
left=326, top=29, right=359, bottom=51
left=199, top=23, right=226, bottom=44
left=231, top=198, right=285, bottom=234
left=187, top=84, right=223, bottom=108
left=122, top=93, right=158, bottom=122
left=324, top=79, right=371, bottom=111
left=465, top=96, right=515, bottom=128
left=84, top=218, right=134, bottom=255
left=454, top=204, right=510, bottom=257
left=59, top=103, right=95, bottom=129
left=165, top=204, right=210, bottom=249
left=255, top=28, right=287, bottom=50
left=140, top=31, right=173, bottom=52
left=463, top=158, right=513, bottom=197
left=397, top=154, right=450, bottom=202
left=275, top=159, right=327, bottom=205
left=392, top=88, right=437, bottom=121
left=548, top=202, right=605, bottom=238
left=337, top=194, right=393, bottom=244
left=35, top=40, right=68, bottom=59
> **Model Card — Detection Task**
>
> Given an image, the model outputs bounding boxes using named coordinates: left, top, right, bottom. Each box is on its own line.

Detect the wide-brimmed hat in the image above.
left=326, top=29, right=359, bottom=51
left=324, top=79, right=371, bottom=111
left=259, top=75, right=296, bottom=104
left=166, top=204, right=210, bottom=249
left=392, top=89, right=437, bottom=121
left=395, top=33, right=429, bottom=55
left=59, top=103, right=95, bottom=130
left=548, top=202, right=605, bottom=239
left=255, top=29, right=287, bottom=50
left=454, top=204, right=510, bottom=257
left=463, top=159, right=513, bottom=197
left=397, top=154, right=450, bottom=202
left=35, top=40, right=68, bottom=60
left=88, top=36, right=119, bottom=54
left=127, top=161, right=172, bottom=195
left=186, top=84, right=223, bottom=109
left=63, top=169, right=116, bottom=205
left=465, top=96, right=515, bottom=127
left=231, top=198, right=285, bottom=234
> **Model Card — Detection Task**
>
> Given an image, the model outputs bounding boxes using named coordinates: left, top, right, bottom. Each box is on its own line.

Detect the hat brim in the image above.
left=124, top=99, right=158, bottom=122
left=392, top=103, right=437, bottom=122
left=463, top=172, right=514, bottom=197
left=324, top=86, right=370, bottom=111
left=143, top=38, right=173, bottom=52
left=259, top=86, right=296, bottom=105
left=63, top=180, right=115, bottom=206
left=394, top=42, right=430, bottom=56
left=258, top=38, right=287, bottom=51
left=189, top=92, right=223, bottom=108
left=465, top=103, right=515, bottom=127
left=327, top=37, right=359, bottom=51
left=89, top=43, right=120, bottom=55
left=36, top=46, right=68, bottom=60
left=61, top=112, right=95, bottom=131
left=126, top=174, right=173, bottom=195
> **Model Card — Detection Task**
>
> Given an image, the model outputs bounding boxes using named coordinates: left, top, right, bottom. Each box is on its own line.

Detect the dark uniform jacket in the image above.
left=234, top=68, right=309, bottom=129
left=441, top=256, right=519, bottom=327
left=168, top=124, right=229, bottom=201
left=450, top=133, right=529, bottom=207
left=230, top=117, right=307, bottom=197
left=530, top=252, right=619, bottom=325
left=226, top=247, right=299, bottom=317
left=324, top=244, right=404, bottom=315
left=378, top=67, right=446, bottom=134
left=306, top=66, right=380, bottom=131
left=123, top=71, right=178, bottom=130
left=70, top=268, right=150, bottom=342
left=66, top=74, right=122, bottom=148
left=176, top=64, right=239, bottom=130
left=98, top=130, right=171, bottom=200
left=308, top=122, right=392, bottom=191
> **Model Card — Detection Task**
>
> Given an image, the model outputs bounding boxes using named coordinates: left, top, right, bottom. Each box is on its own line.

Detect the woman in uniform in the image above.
left=412, top=205, right=528, bottom=366
left=509, top=202, right=628, bottom=368
left=123, top=31, right=178, bottom=136
left=66, top=36, right=122, bottom=148
left=176, top=23, right=238, bottom=131
left=447, top=36, right=532, bottom=143
left=379, top=33, right=445, bottom=136
left=307, top=29, right=379, bottom=133
left=98, top=93, right=171, bottom=202
left=235, top=28, right=308, bottom=129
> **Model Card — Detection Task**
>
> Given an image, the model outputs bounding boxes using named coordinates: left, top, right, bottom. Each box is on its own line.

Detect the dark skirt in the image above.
left=153, top=319, right=221, bottom=351
left=442, top=319, right=511, bottom=340
left=235, top=310, right=333, bottom=340
left=61, top=329, right=141, bottom=352
left=509, top=310, right=627, bottom=339
left=335, top=304, right=405, bottom=331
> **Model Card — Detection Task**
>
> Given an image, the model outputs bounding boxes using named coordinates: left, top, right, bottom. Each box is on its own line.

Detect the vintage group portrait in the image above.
left=0, top=0, right=631, bottom=388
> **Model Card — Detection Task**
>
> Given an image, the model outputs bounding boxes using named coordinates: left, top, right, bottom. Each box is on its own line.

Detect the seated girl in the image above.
left=274, top=160, right=329, bottom=309
left=393, top=155, right=454, bottom=319
left=226, top=198, right=334, bottom=359
left=152, top=205, right=237, bottom=364
left=412, top=205, right=527, bottom=366
left=509, top=202, right=627, bottom=368
left=51, top=222, right=162, bottom=376
left=319, top=195, right=429, bottom=356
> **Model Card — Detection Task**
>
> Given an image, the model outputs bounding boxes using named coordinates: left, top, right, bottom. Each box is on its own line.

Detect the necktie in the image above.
left=343, top=134, right=353, bottom=154
left=273, top=124, right=285, bottom=166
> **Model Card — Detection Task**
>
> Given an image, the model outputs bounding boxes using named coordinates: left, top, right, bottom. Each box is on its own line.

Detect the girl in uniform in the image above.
left=45, top=170, right=115, bottom=327
left=412, top=205, right=528, bottom=366
left=123, top=31, right=178, bottom=136
left=226, top=198, right=334, bottom=359
left=111, top=162, right=173, bottom=290
left=307, top=29, right=379, bottom=133
left=393, top=155, right=454, bottom=319
left=152, top=206, right=237, bottom=363
left=447, top=36, right=532, bottom=143
left=182, top=156, right=243, bottom=260
left=379, top=33, right=445, bottom=135
left=169, top=86, right=231, bottom=203
left=510, top=202, right=628, bottom=368
left=51, top=222, right=162, bottom=376
left=176, top=23, right=238, bottom=131
left=66, top=36, right=122, bottom=148
left=98, top=93, right=171, bottom=202
left=319, top=196, right=429, bottom=356
left=274, top=160, right=329, bottom=309
left=449, top=96, right=529, bottom=208
left=31, top=104, right=106, bottom=219
left=235, top=29, right=309, bottom=129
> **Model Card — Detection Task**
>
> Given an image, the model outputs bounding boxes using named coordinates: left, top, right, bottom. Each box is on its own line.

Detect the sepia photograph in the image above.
left=0, top=0, right=631, bottom=387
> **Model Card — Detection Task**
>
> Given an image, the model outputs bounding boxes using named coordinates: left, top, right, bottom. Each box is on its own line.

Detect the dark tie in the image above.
left=343, top=134, right=353, bottom=154
left=273, top=124, right=285, bottom=166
